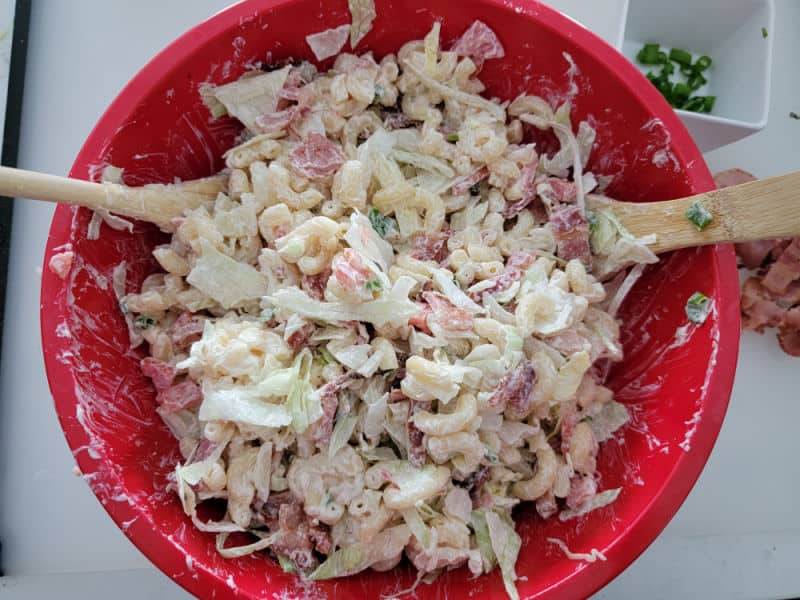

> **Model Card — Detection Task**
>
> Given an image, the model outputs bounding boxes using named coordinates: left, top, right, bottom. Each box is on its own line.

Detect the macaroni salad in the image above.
left=120, top=19, right=656, bottom=600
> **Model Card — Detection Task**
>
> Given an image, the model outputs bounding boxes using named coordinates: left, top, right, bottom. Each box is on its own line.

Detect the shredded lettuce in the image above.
left=306, top=24, right=350, bottom=61
left=348, top=0, right=376, bottom=48
left=559, top=488, right=622, bottom=521
left=432, top=268, right=485, bottom=314
left=276, top=554, right=297, bottom=573
left=485, top=510, right=522, bottom=600
left=329, top=414, right=359, bottom=460
left=266, top=277, right=419, bottom=326
left=310, top=525, right=410, bottom=580
left=391, top=149, right=455, bottom=178
left=211, top=67, right=291, bottom=134
left=216, top=531, right=276, bottom=559
left=589, top=401, right=630, bottom=442
left=402, top=507, right=433, bottom=549
left=470, top=510, right=497, bottom=573
left=345, top=210, right=395, bottom=271
left=198, top=382, right=292, bottom=428
left=187, top=240, right=268, bottom=309
left=286, top=349, right=321, bottom=433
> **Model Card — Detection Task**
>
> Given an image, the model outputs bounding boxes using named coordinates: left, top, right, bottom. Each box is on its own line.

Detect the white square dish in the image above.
left=622, top=0, right=774, bottom=152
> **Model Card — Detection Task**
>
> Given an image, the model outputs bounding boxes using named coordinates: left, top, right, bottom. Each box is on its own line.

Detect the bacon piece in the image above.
left=313, top=373, right=357, bottom=449
left=741, top=278, right=787, bottom=332
left=286, top=322, right=315, bottom=352
left=550, top=205, right=591, bottom=262
left=488, top=360, right=536, bottom=419
left=383, top=111, right=416, bottom=130
left=450, top=20, right=505, bottom=62
left=468, top=268, right=523, bottom=302
left=389, top=389, right=409, bottom=402
left=141, top=357, right=176, bottom=392
left=537, top=177, right=577, bottom=206
left=301, top=269, right=331, bottom=301
left=289, top=133, right=345, bottom=180
left=451, top=167, right=489, bottom=196
left=407, top=400, right=432, bottom=468
left=559, top=408, right=579, bottom=454
left=255, top=106, right=305, bottom=135
left=423, top=291, right=473, bottom=331
left=762, top=239, right=800, bottom=295
left=271, top=503, right=316, bottom=570
left=713, top=168, right=757, bottom=189
left=332, top=249, right=372, bottom=291
left=48, top=251, right=74, bottom=280
left=254, top=490, right=294, bottom=528
left=409, top=302, right=433, bottom=334
left=169, top=312, right=206, bottom=350
left=308, top=522, right=333, bottom=554
left=779, top=307, right=800, bottom=356
left=410, top=231, right=450, bottom=263
left=156, top=380, right=202, bottom=413
left=566, top=475, right=598, bottom=511
left=506, top=251, right=537, bottom=271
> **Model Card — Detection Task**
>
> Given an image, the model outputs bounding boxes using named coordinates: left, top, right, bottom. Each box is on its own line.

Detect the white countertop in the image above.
left=1, top=1, right=798, bottom=598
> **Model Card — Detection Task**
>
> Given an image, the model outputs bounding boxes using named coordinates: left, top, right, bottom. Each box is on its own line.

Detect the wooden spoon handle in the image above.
left=0, top=166, right=223, bottom=230
left=589, top=171, right=800, bottom=254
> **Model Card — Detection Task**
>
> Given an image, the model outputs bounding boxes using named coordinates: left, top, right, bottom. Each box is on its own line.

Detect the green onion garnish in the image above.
left=446, top=133, right=459, bottom=143
left=686, top=292, right=713, bottom=324
left=669, top=48, right=693, bottom=66
left=688, top=73, right=707, bottom=91
left=637, top=43, right=662, bottom=65
left=673, top=82, right=692, bottom=102
left=365, top=279, right=382, bottom=292
left=694, top=55, right=712, bottom=72
left=685, top=200, right=713, bottom=230
left=789, top=111, right=799, bottom=120
left=680, top=63, right=696, bottom=77
left=368, top=207, right=398, bottom=238
left=761, top=27, right=768, bottom=38
left=702, top=96, right=716, bottom=112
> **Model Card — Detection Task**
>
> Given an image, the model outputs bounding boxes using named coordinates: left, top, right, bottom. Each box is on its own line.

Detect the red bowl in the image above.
left=40, top=1, right=740, bottom=598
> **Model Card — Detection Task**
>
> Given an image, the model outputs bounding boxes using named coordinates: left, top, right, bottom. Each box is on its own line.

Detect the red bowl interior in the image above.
left=40, top=1, right=740, bottom=598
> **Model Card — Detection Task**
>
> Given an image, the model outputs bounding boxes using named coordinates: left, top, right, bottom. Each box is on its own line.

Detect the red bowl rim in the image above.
left=40, top=1, right=741, bottom=598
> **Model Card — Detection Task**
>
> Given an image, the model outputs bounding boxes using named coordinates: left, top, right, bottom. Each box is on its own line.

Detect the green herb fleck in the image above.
left=368, top=207, right=398, bottom=238
left=484, top=447, right=499, bottom=464
left=790, top=112, right=800, bottom=120
left=134, top=315, right=157, bottom=329
left=365, top=279, right=382, bottom=292
left=668, top=48, right=693, bottom=66
left=469, top=183, right=481, bottom=196
left=637, top=43, right=662, bottom=65
left=318, top=346, right=337, bottom=365
left=686, top=291, right=713, bottom=324
left=374, top=84, right=385, bottom=99
left=761, top=27, right=768, bottom=38
left=446, top=133, right=459, bottom=143
left=685, top=201, right=713, bottom=230
left=586, top=211, right=598, bottom=235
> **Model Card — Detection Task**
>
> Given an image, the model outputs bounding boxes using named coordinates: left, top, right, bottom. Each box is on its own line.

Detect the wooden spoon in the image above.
left=1, top=165, right=798, bottom=252
left=586, top=171, right=800, bottom=254
left=0, top=165, right=226, bottom=231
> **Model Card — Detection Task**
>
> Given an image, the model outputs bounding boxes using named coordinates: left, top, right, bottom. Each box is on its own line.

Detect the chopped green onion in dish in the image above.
left=365, top=278, right=382, bottom=291
left=685, top=200, right=713, bottom=230
left=446, top=133, right=459, bottom=143
left=668, top=48, right=693, bottom=66
left=761, top=27, right=768, bottom=38
left=686, top=292, right=713, bottom=324
left=636, top=44, right=714, bottom=113
left=368, top=207, right=398, bottom=238
left=790, top=112, right=799, bottom=120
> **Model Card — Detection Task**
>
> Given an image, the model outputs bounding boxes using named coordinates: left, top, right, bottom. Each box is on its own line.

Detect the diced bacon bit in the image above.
left=423, top=291, right=474, bottom=331
left=170, top=312, right=206, bottom=350
left=277, top=66, right=315, bottom=108
left=340, top=320, right=370, bottom=344
left=535, top=491, right=558, bottom=520
left=389, top=389, right=409, bottom=402
left=559, top=408, right=579, bottom=454
left=301, top=268, right=331, bottom=301
left=779, top=308, right=800, bottom=356
left=410, top=231, right=450, bottom=263
left=762, top=239, right=800, bottom=295
left=313, top=373, right=357, bottom=449
left=464, top=465, right=491, bottom=504
left=255, top=106, right=306, bottom=135
left=488, top=360, right=536, bottom=419
left=332, top=248, right=372, bottom=291
left=450, top=20, right=505, bottom=63
left=537, top=177, right=578, bottom=206
left=506, top=250, right=537, bottom=271
left=289, top=133, right=345, bottom=180
left=188, top=438, right=222, bottom=468
left=713, top=168, right=757, bottom=189
left=254, top=490, right=294, bottom=529
left=409, top=302, right=433, bottom=334
left=503, top=197, right=533, bottom=219
left=141, top=357, right=176, bottom=392
left=383, top=111, right=416, bottom=130
left=287, top=322, right=315, bottom=353
left=740, top=278, right=785, bottom=332
left=270, top=502, right=317, bottom=570
left=308, top=522, right=333, bottom=555
left=156, top=380, right=202, bottom=414
left=451, top=167, right=489, bottom=196
left=566, top=475, right=598, bottom=511
left=407, top=400, right=432, bottom=468
left=550, top=205, right=591, bottom=263
left=468, top=268, right=523, bottom=303
left=48, top=251, right=74, bottom=280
